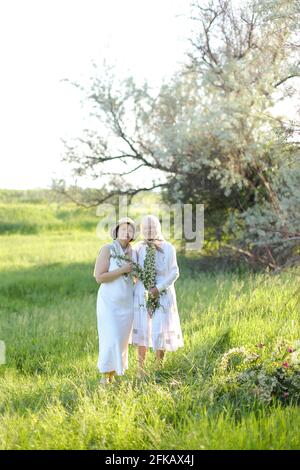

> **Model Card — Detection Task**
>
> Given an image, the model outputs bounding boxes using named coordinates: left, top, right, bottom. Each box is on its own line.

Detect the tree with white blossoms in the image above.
left=159, top=0, right=300, bottom=270
left=54, top=0, right=300, bottom=270
left=156, top=0, right=300, bottom=270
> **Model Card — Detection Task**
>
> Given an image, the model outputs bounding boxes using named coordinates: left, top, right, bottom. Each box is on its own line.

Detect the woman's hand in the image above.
left=149, top=286, right=159, bottom=298
left=119, top=262, right=133, bottom=274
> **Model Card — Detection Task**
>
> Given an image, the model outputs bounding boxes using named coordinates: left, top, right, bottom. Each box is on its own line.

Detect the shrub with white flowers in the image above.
left=209, top=338, right=300, bottom=406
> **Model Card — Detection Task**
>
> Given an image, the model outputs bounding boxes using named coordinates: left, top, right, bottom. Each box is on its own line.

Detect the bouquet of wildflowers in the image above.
left=209, top=338, right=300, bottom=406
left=112, top=243, right=166, bottom=318
left=110, top=250, right=143, bottom=284
left=142, top=244, right=166, bottom=318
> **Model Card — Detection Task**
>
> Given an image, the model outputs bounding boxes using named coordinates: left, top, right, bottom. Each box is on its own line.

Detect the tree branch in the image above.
left=274, top=74, right=300, bottom=87
left=52, top=182, right=168, bottom=208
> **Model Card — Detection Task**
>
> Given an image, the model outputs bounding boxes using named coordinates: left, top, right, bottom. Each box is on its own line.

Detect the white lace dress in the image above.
left=95, top=244, right=137, bottom=375
left=130, top=241, right=184, bottom=351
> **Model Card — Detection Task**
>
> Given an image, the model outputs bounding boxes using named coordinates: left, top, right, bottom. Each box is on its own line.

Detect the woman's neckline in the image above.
left=117, top=239, right=130, bottom=252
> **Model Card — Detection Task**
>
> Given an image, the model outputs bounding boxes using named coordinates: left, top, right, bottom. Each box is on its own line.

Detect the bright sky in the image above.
left=0, top=0, right=298, bottom=190
left=0, top=0, right=192, bottom=189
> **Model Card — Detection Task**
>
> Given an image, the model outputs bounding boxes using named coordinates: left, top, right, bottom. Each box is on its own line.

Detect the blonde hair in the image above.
left=141, top=215, right=164, bottom=252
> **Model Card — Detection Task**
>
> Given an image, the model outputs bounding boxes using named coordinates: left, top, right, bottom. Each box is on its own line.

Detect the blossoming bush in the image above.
left=209, top=339, right=300, bottom=407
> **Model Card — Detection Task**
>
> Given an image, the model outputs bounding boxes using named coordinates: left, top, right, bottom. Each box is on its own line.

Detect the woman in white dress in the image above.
left=131, top=215, right=184, bottom=376
left=93, top=217, right=137, bottom=385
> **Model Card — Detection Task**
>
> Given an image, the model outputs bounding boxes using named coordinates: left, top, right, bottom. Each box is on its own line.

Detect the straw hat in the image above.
left=111, top=217, right=136, bottom=240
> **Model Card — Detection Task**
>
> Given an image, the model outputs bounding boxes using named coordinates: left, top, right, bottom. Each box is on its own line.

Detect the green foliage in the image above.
left=0, top=202, right=97, bottom=234
left=154, top=0, right=300, bottom=268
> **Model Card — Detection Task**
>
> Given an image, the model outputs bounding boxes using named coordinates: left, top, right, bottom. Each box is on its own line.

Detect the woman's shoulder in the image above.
left=161, top=240, right=174, bottom=250
left=160, top=241, right=177, bottom=258
left=98, top=243, right=113, bottom=256
left=132, top=240, right=144, bottom=252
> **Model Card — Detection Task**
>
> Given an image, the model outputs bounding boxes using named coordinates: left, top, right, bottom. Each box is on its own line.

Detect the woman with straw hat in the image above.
left=131, top=215, right=184, bottom=377
left=93, top=217, right=137, bottom=385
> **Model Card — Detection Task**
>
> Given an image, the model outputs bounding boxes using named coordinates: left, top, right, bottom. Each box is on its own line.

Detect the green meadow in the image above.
left=0, top=190, right=299, bottom=449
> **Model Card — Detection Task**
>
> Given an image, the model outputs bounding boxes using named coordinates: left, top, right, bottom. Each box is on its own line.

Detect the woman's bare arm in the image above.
left=93, top=245, right=132, bottom=284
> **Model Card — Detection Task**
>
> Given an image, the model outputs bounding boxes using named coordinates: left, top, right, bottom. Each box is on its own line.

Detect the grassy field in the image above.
left=0, top=191, right=300, bottom=449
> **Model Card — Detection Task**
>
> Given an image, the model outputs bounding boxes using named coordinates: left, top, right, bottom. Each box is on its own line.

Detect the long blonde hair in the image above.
left=141, top=215, right=164, bottom=252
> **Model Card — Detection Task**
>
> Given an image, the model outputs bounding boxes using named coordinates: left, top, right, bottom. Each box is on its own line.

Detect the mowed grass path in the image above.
left=1, top=230, right=300, bottom=449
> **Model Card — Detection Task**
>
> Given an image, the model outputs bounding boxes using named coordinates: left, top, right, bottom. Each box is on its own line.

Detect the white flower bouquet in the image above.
left=112, top=243, right=166, bottom=318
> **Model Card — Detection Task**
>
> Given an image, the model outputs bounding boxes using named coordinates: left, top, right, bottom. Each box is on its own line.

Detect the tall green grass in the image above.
left=0, top=191, right=299, bottom=449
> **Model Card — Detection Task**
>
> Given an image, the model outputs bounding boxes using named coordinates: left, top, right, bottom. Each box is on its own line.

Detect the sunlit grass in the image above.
left=0, top=195, right=300, bottom=449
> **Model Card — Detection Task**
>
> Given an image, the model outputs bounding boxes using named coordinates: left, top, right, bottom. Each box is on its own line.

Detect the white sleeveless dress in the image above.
left=130, top=241, right=184, bottom=351
left=96, top=244, right=137, bottom=375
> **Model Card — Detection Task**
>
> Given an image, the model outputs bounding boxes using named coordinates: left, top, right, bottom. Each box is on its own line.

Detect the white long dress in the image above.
left=131, top=241, right=184, bottom=352
left=96, top=244, right=137, bottom=375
